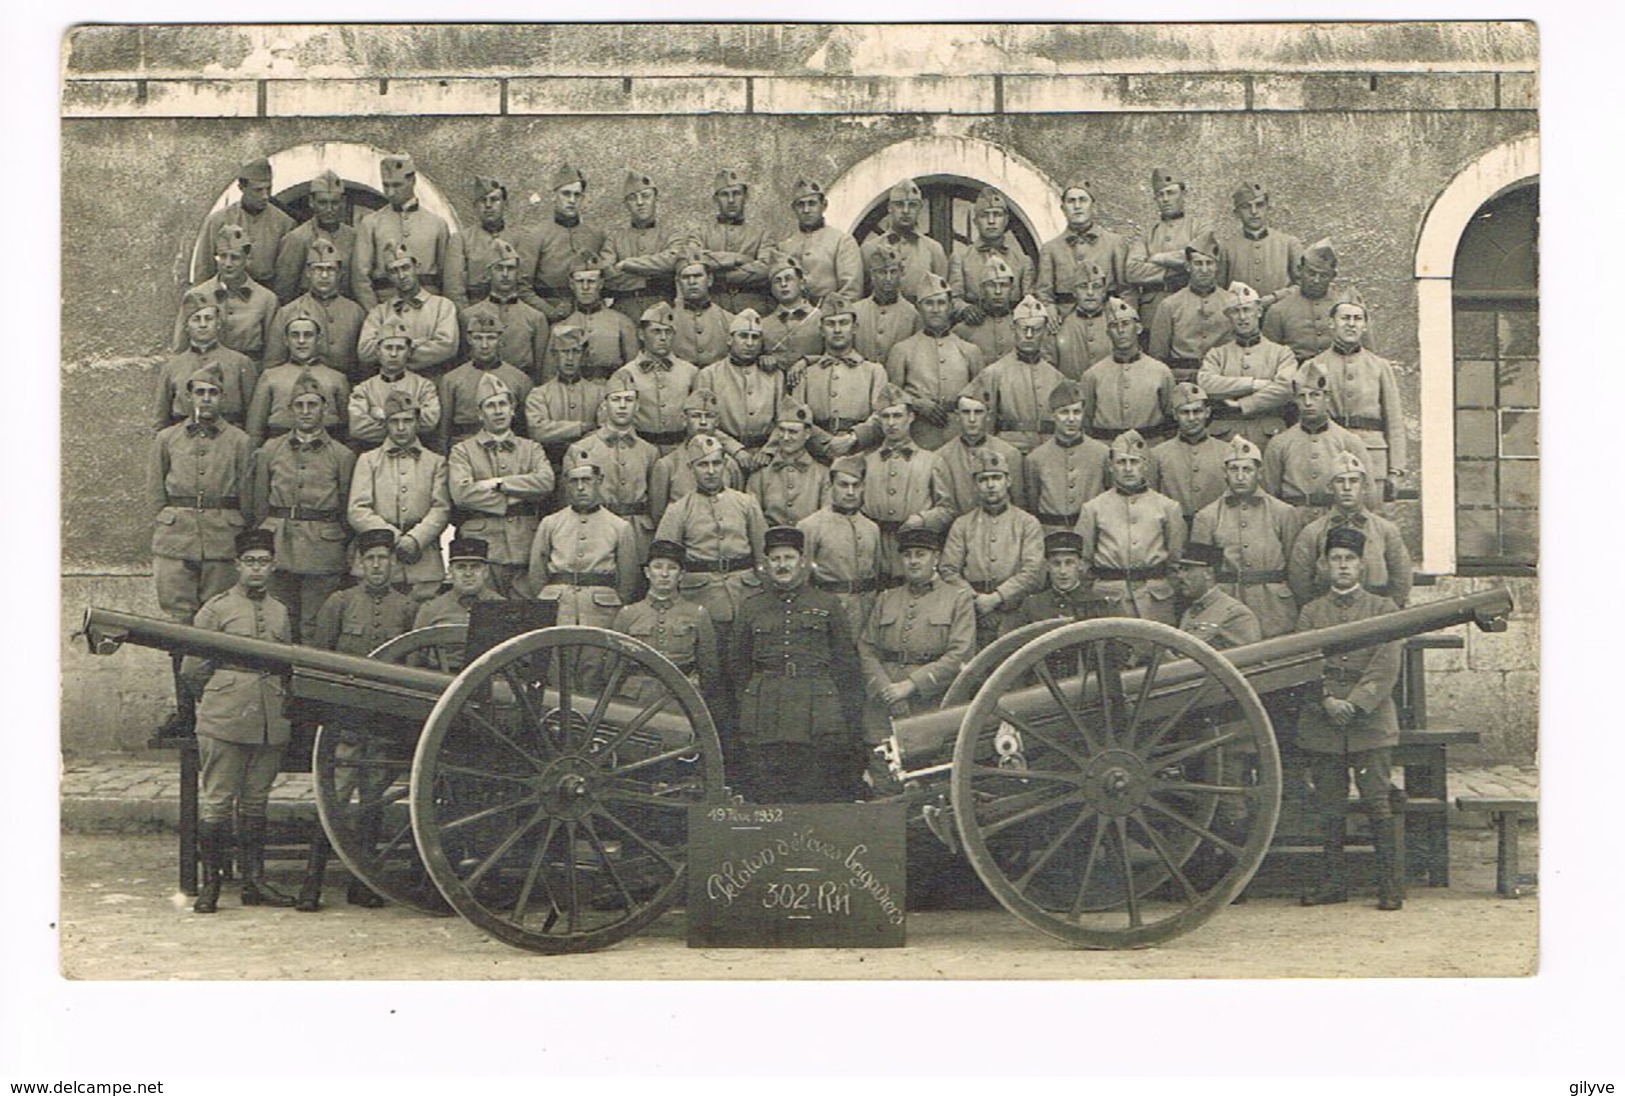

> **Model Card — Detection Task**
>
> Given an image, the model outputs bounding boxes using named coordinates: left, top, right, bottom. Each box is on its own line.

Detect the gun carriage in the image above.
left=81, top=586, right=1511, bottom=955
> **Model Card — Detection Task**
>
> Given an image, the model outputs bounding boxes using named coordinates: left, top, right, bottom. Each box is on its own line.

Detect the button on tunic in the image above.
left=1295, top=588, right=1403, bottom=754
left=1023, top=436, right=1110, bottom=523
left=653, top=487, right=768, bottom=626
left=448, top=431, right=555, bottom=565
left=1079, top=353, right=1176, bottom=436
left=612, top=595, right=721, bottom=701
left=861, top=444, right=950, bottom=580
left=886, top=331, right=986, bottom=452
left=1037, top=225, right=1134, bottom=306
left=929, top=435, right=1028, bottom=523
left=1148, top=433, right=1231, bottom=521
left=1198, top=335, right=1299, bottom=449
left=347, top=442, right=451, bottom=589
left=1191, top=490, right=1303, bottom=638
left=529, top=219, right=609, bottom=320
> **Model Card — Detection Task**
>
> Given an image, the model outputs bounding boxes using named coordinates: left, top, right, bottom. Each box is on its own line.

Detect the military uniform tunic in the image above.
left=480, top=294, right=552, bottom=380
left=671, top=300, right=736, bottom=368
left=861, top=221, right=948, bottom=302
left=561, top=304, right=639, bottom=379
left=349, top=370, right=444, bottom=451
left=862, top=443, right=951, bottom=581
left=1016, top=580, right=1115, bottom=626
left=184, top=585, right=292, bottom=747
left=748, top=453, right=827, bottom=526
left=347, top=440, right=452, bottom=593
left=1311, top=344, right=1408, bottom=486
left=858, top=576, right=976, bottom=735
left=697, top=357, right=788, bottom=449
left=438, top=361, right=532, bottom=448
left=1037, top=224, right=1134, bottom=307
left=940, top=503, right=1047, bottom=644
left=798, top=505, right=884, bottom=635
left=653, top=487, right=767, bottom=628
left=1074, top=485, right=1186, bottom=625
left=1126, top=214, right=1205, bottom=329
left=1262, top=420, right=1372, bottom=511
left=273, top=220, right=358, bottom=305
left=526, top=504, right=640, bottom=627
left=611, top=595, right=721, bottom=703
left=312, top=583, right=417, bottom=656
left=358, top=290, right=460, bottom=375
left=414, top=586, right=505, bottom=630
left=853, top=294, right=922, bottom=368
left=528, top=217, right=608, bottom=322
left=603, top=222, right=685, bottom=320
left=1178, top=586, right=1263, bottom=650
left=649, top=441, right=745, bottom=528
left=149, top=418, right=254, bottom=619
left=1053, top=309, right=1113, bottom=383
left=251, top=431, right=355, bottom=576
left=267, top=291, right=366, bottom=381
left=952, top=311, right=1019, bottom=368
left=576, top=427, right=660, bottom=559
left=977, top=352, right=1068, bottom=453
left=173, top=277, right=280, bottom=363
left=929, top=435, right=1028, bottom=524
left=776, top=224, right=863, bottom=304
left=949, top=237, right=1036, bottom=312
left=1079, top=353, right=1176, bottom=440
left=525, top=377, right=606, bottom=463
left=1191, top=489, right=1303, bottom=638
left=796, top=351, right=889, bottom=434
left=886, top=330, right=986, bottom=452
left=154, top=343, right=259, bottom=430
left=444, top=224, right=538, bottom=309
left=246, top=362, right=351, bottom=446
left=1261, top=285, right=1341, bottom=362
left=448, top=430, right=556, bottom=567
left=1198, top=334, right=1299, bottom=450
left=761, top=301, right=825, bottom=370
left=1023, top=435, right=1110, bottom=526
left=700, top=217, right=771, bottom=316
left=732, top=580, right=864, bottom=745
left=1217, top=228, right=1302, bottom=300
left=194, top=202, right=295, bottom=288
left=608, top=356, right=701, bottom=449
left=352, top=202, right=452, bottom=311
left=1294, top=588, right=1403, bottom=754
left=1148, top=286, right=1233, bottom=378
left=1148, top=433, right=1231, bottom=522
left=1288, top=508, right=1413, bottom=607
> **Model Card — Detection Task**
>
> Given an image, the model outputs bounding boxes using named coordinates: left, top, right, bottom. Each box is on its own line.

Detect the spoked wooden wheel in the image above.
left=941, top=617, right=1070, bottom=708
left=409, top=627, right=725, bottom=954
left=312, top=625, right=467, bottom=915
left=951, top=618, right=1280, bottom=949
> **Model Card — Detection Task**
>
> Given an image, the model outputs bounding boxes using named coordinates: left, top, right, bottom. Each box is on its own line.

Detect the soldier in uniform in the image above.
left=861, top=178, right=948, bottom=302
left=775, top=178, right=862, bottom=305
left=1192, top=434, right=1303, bottom=639
left=559, top=252, right=638, bottom=380
left=1023, top=380, right=1110, bottom=530
left=949, top=186, right=1035, bottom=323
left=348, top=315, right=444, bottom=452
left=439, top=303, right=531, bottom=451
left=444, top=175, right=537, bottom=310
left=976, top=294, right=1067, bottom=454
left=1148, top=381, right=1229, bottom=524
left=1052, top=262, right=1114, bottom=382
left=798, top=455, right=884, bottom=636
left=1261, top=238, right=1346, bottom=363
left=577, top=376, right=661, bottom=562
left=526, top=445, right=640, bottom=622
left=273, top=169, right=356, bottom=305
left=155, top=293, right=259, bottom=431
left=357, top=245, right=460, bottom=380
left=1262, top=359, right=1374, bottom=517
left=181, top=528, right=297, bottom=914
left=448, top=373, right=556, bottom=597
left=701, top=169, right=771, bottom=316
left=1288, top=452, right=1413, bottom=607
left=940, top=448, right=1046, bottom=648
left=864, top=385, right=950, bottom=586
left=353, top=154, right=451, bottom=311
left=267, top=238, right=365, bottom=382
left=951, top=256, right=1021, bottom=367
left=1126, top=167, right=1205, bottom=335
left=747, top=403, right=826, bottom=526
left=928, top=391, right=1028, bottom=523
left=527, top=164, right=607, bottom=323
left=669, top=248, right=735, bottom=367
left=611, top=540, right=722, bottom=707
left=1295, top=525, right=1406, bottom=911
left=148, top=365, right=255, bottom=740
left=1216, top=181, right=1303, bottom=300
left=649, top=388, right=746, bottom=526
left=1172, top=540, right=1263, bottom=650
left=1310, top=286, right=1408, bottom=496
left=794, top=294, right=889, bottom=450
left=730, top=525, right=866, bottom=803
left=525, top=326, right=605, bottom=466
left=347, top=390, right=452, bottom=603
left=1036, top=180, right=1134, bottom=311
left=1016, top=529, right=1112, bottom=626
left=478, top=238, right=551, bottom=380
left=853, top=242, right=922, bottom=367
left=1148, top=232, right=1232, bottom=382
left=173, top=224, right=280, bottom=364
left=603, top=171, right=686, bottom=325
left=697, top=308, right=787, bottom=458
left=193, top=157, right=293, bottom=291
left=886, top=273, right=984, bottom=452
left=250, top=373, right=356, bottom=643
left=760, top=253, right=825, bottom=373
left=1074, top=429, right=1186, bottom=626
left=413, top=537, right=504, bottom=629
left=1198, top=281, right=1299, bottom=451
left=246, top=307, right=351, bottom=446
left=608, top=302, right=700, bottom=454
left=1079, top=297, right=1176, bottom=444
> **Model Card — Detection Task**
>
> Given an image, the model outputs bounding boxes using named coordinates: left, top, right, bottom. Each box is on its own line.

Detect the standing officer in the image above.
left=246, top=307, right=351, bottom=447
left=173, top=224, right=280, bottom=364
left=853, top=242, right=922, bottom=367
left=526, top=445, right=640, bottom=621
left=356, top=245, right=460, bottom=379
left=1262, top=360, right=1373, bottom=516
left=603, top=171, right=686, bottom=324
left=701, top=168, right=771, bottom=316
left=527, top=164, right=607, bottom=323
left=525, top=326, right=605, bottom=466
left=697, top=308, right=787, bottom=460
left=776, top=178, right=863, bottom=305
left=730, top=526, right=866, bottom=803
left=1052, top=262, right=1114, bottom=382
left=608, top=302, right=700, bottom=454
left=1148, top=233, right=1232, bottom=383
left=577, top=375, right=661, bottom=563
left=155, top=294, right=259, bottom=431
left=1036, top=180, right=1134, bottom=311
left=348, top=316, right=444, bottom=452
left=1126, top=167, right=1205, bottom=334
left=747, top=403, right=826, bottom=526
left=670, top=249, right=736, bottom=368
left=612, top=540, right=722, bottom=707
left=1216, top=181, right=1303, bottom=300
left=760, top=253, right=826, bottom=373
left=148, top=364, right=254, bottom=740
left=949, top=186, right=1035, bottom=323
left=1172, top=541, right=1263, bottom=650
left=347, top=390, right=451, bottom=604
left=798, top=455, right=884, bottom=635
left=1198, top=282, right=1298, bottom=451
left=1079, top=297, right=1176, bottom=443
left=444, top=175, right=537, bottom=309
left=1192, top=434, right=1303, bottom=639
left=928, top=391, right=1028, bottom=523
left=1023, top=380, right=1110, bottom=530
left=478, top=238, right=552, bottom=380
left=885, top=273, right=984, bottom=452
left=939, top=448, right=1046, bottom=649
left=448, top=374, right=556, bottom=597
left=1017, top=530, right=1112, bottom=626
left=439, top=303, right=532, bottom=451
left=193, top=157, right=293, bottom=290
left=649, top=389, right=746, bottom=526
left=1148, top=381, right=1229, bottom=524
left=951, top=257, right=1021, bottom=367
left=863, top=385, right=950, bottom=586
left=1074, top=430, right=1186, bottom=626
left=353, top=154, right=451, bottom=312
left=180, top=528, right=296, bottom=914
left=976, top=295, right=1068, bottom=454
left=1262, top=238, right=1346, bottom=362
left=794, top=294, right=889, bottom=450
left=250, top=373, right=355, bottom=643
left=559, top=252, right=638, bottom=379
left=267, top=239, right=366, bottom=382
left=862, top=179, right=948, bottom=302
left=273, top=170, right=356, bottom=305
left=413, top=537, right=504, bottom=629
left=1295, top=526, right=1406, bottom=911
left=1310, top=286, right=1408, bottom=497
left=1288, top=452, right=1413, bottom=607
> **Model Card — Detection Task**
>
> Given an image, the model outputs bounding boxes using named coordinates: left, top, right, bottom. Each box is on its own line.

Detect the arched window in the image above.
left=851, top=175, right=1042, bottom=277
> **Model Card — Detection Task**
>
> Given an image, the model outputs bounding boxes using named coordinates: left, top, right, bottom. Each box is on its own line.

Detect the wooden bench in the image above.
left=1454, top=797, right=1538, bottom=897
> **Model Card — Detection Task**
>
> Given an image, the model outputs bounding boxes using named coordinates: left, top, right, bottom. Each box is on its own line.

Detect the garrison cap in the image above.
left=1232, top=181, right=1267, bottom=208
left=874, top=383, right=910, bottom=413
left=713, top=168, right=748, bottom=193
left=729, top=308, right=764, bottom=335
left=1329, top=285, right=1368, bottom=316
left=888, top=178, right=923, bottom=203
left=764, top=525, right=805, bottom=552
left=777, top=402, right=813, bottom=428
left=238, top=158, right=273, bottom=185
left=765, top=251, right=805, bottom=279
left=475, top=372, right=513, bottom=405
left=971, top=448, right=1010, bottom=477
left=865, top=241, right=904, bottom=271
left=552, top=163, right=587, bottom=192
left=569, top=250, right=606, bottom=275
left=916, top=273, right=951, bottom=301
left=447, top=537, right=490, bottom=563
left=681, top=388, right=719, bottom=413
left=308, top=169, right=344, bottom=199
left=829, top=455, right=867, bottom=481
left=623, top=171, right=657, bottom=197
left=605, top=373, right=639, bottom=396
left=550, top=324, right=587, bottom=351
left=1224, top=282, right=1262, bottom=311
left=675, top=245, right=710, bottom=277
left=289, top=372, right=328, bottom=403
left=1048, top=380, right=1085, bottom=412
left=186, top=363, right=225, bottom=391
left=647, top=539, right=687, bottom=567
left=1177, top=541, right=1227, bottom=569
left=486, top=238, right=520, bottom=268
left=1172, top=381, right=1209, bottom=410
left=235, top=529, right=275, bottom=557
left=1224, top=434, right=1264, bottom=466
left=1013, top=295, right=1050, bottom=326
left=1302, top=238, right=1338, bottom=271
left=956, top=389, right=990, bottom=412
left=1071, top=261, right=1109, bottom=289
left=791, top=178, right=826, bottom=201
left=820, top=293, right=858, bottom=320
left=382, top=241, right=417, bottom=268
left=562, top=445, right=600, bottom=476
left=1149, top=167, right=1182, bottom=190
left=380, top=155, right=416, bottom=183
left=180, top=287, right=219, bottom=320
left=463, top=302, right=505, bottom=334
left=639, top=302, right=676, bottom=328
left=980, top=256, right=1017, bottom=285
left=282, top=304, right=325, bottom=335
left=355, top=528, right=397, bottom=554
left=1043, top=530, right=1086, bottom=557
left=213, top=224, right=251, bottom=254
left=684, top=433, right=724, bottom=464
left=1104, top=297, right=1138, bottom=323
left=1185, top=230, right=1220, bottom=263
left=1331, top=451, right=1368, bottom=478
left=305, top=238, right=342, bottom=267
left=1110, top=429, right=1148, bottom=458
left=1325, top=525, right=1367, bottom=558
left=376, top=315, right=412, bottom=344
left=897, top=527, right=945, bottom=552
left=473, top=175, right=506, bottom=199
left=1061, top=179, right=1098, bottom=200
left=1295, top=359, right=1330, bottom=392
left=383, top=390, right=421, bottom=417
left=973, top=187, right=1009, bottom=213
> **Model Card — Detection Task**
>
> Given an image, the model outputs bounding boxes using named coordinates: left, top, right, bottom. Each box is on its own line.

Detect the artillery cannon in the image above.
left=81, top=585, right=1511, bottom=954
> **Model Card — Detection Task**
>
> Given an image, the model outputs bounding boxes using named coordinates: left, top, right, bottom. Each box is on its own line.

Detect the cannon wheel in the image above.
left=952, top=618, right=1281, bottom=949
left=941, top=617, right=1070, bottom=709
left=311, top=624, right=467, bottom=915
left=409, top=626, right=725, bottom=954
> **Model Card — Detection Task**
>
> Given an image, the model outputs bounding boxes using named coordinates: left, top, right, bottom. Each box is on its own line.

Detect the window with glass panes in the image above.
left=852, top=176, right=1041, bottom=287
left=1452, top=184, right=1538, bottom=574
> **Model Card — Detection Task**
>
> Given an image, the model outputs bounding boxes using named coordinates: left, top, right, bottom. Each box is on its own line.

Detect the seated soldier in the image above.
left=414, top=537, right=504, bottom=630
left=525, top=445, right=640, bottom=623
left=939, top=447, right=1046, bottom=650
left=1017, top=530, right=1113, bottom=626
left=611, top=539, right=721, bottom=709
left=1172, top=541, right=1262, bottom=650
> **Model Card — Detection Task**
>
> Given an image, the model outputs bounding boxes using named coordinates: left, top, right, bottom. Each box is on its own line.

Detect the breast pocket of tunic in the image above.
left=1145, top=579, right=1175, bottom=603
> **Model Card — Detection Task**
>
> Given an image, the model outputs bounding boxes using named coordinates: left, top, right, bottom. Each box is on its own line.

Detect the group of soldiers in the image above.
left=157, top=152, right=1415, bottom=917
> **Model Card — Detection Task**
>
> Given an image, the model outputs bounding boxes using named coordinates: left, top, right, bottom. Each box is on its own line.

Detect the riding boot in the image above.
left=239, top=816, right=297, bottom=908
left=1373, top=816, right=1405, bottom=911
left=1300, top=815, right=1348, bottom=906
left=193, top=819, right=227, bottom=914
left=296, top=832, right=330, bottom=912
left=154, top=655, right=196, bottom=740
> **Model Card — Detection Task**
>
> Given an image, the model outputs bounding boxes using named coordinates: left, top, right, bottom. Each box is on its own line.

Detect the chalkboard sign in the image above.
left=686, top=802, right=907, bottom=948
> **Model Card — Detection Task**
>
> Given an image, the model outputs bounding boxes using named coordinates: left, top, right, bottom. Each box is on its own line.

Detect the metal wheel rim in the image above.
left=940, top=617, right=1070, bottom=709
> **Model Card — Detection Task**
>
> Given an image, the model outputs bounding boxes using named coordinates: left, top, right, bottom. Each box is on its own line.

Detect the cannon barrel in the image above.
left=888, top=585, right=1514, bottom=775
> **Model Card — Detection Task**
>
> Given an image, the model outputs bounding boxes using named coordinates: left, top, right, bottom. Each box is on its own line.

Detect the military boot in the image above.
left=193, top=819, right=228, bottom=914
left=1373, top=815, right=1405, bottom=911
left=1300, top=815, right=1348, bottom=906
left=296, top=833, right=329, bottom=913
left=238, top=817, right=297, bottom=908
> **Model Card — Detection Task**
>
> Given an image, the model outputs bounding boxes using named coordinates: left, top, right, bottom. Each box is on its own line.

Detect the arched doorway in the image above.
left=849, top=174, right=1043, bottom=278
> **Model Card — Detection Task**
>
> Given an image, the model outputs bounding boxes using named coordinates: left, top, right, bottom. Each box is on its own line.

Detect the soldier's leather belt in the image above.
left=739, top=434, right=773, bottom=450
left=267, top=505, right=340, bottom=521
left=691, top=554, right=755, bottom=574
left=605, top=500, right=651, bottom=517
left=166, top=494, right=241, bottom=511
left=997, top=421, right=1056, bottom=435
left=1038, top=511, right=1080, bottom=526
left=875, top=648, right=938, bottom=665
left=1219, top=568, right=1287, bottom=584
left=371, top=275, right=441, bottom=290
left=874, top=519, right=905, bottom=534
left=969, top=580, right=1009, bottom=595
left=1092, top=566, right=1168, bottom=581
left=451, top=501, right=543, bottom=524
left=643, top=429, right=688, bottom=447
left=1341, top=416, right=1386, bottom=433
left=813, top=576, right=879, bottom=594
left=753, top=661, right=830, bottom=679
left=1279, top=490, right=1335, bottom=507
left=549, top=571, right=617, bottom=587
left=878, top=574, right=907, bottom=590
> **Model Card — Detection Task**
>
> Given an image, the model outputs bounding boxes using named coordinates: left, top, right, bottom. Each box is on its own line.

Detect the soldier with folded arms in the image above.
left=448, top=373, right=555, bottom=598
left=347, top=390, right=451, bottom=604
